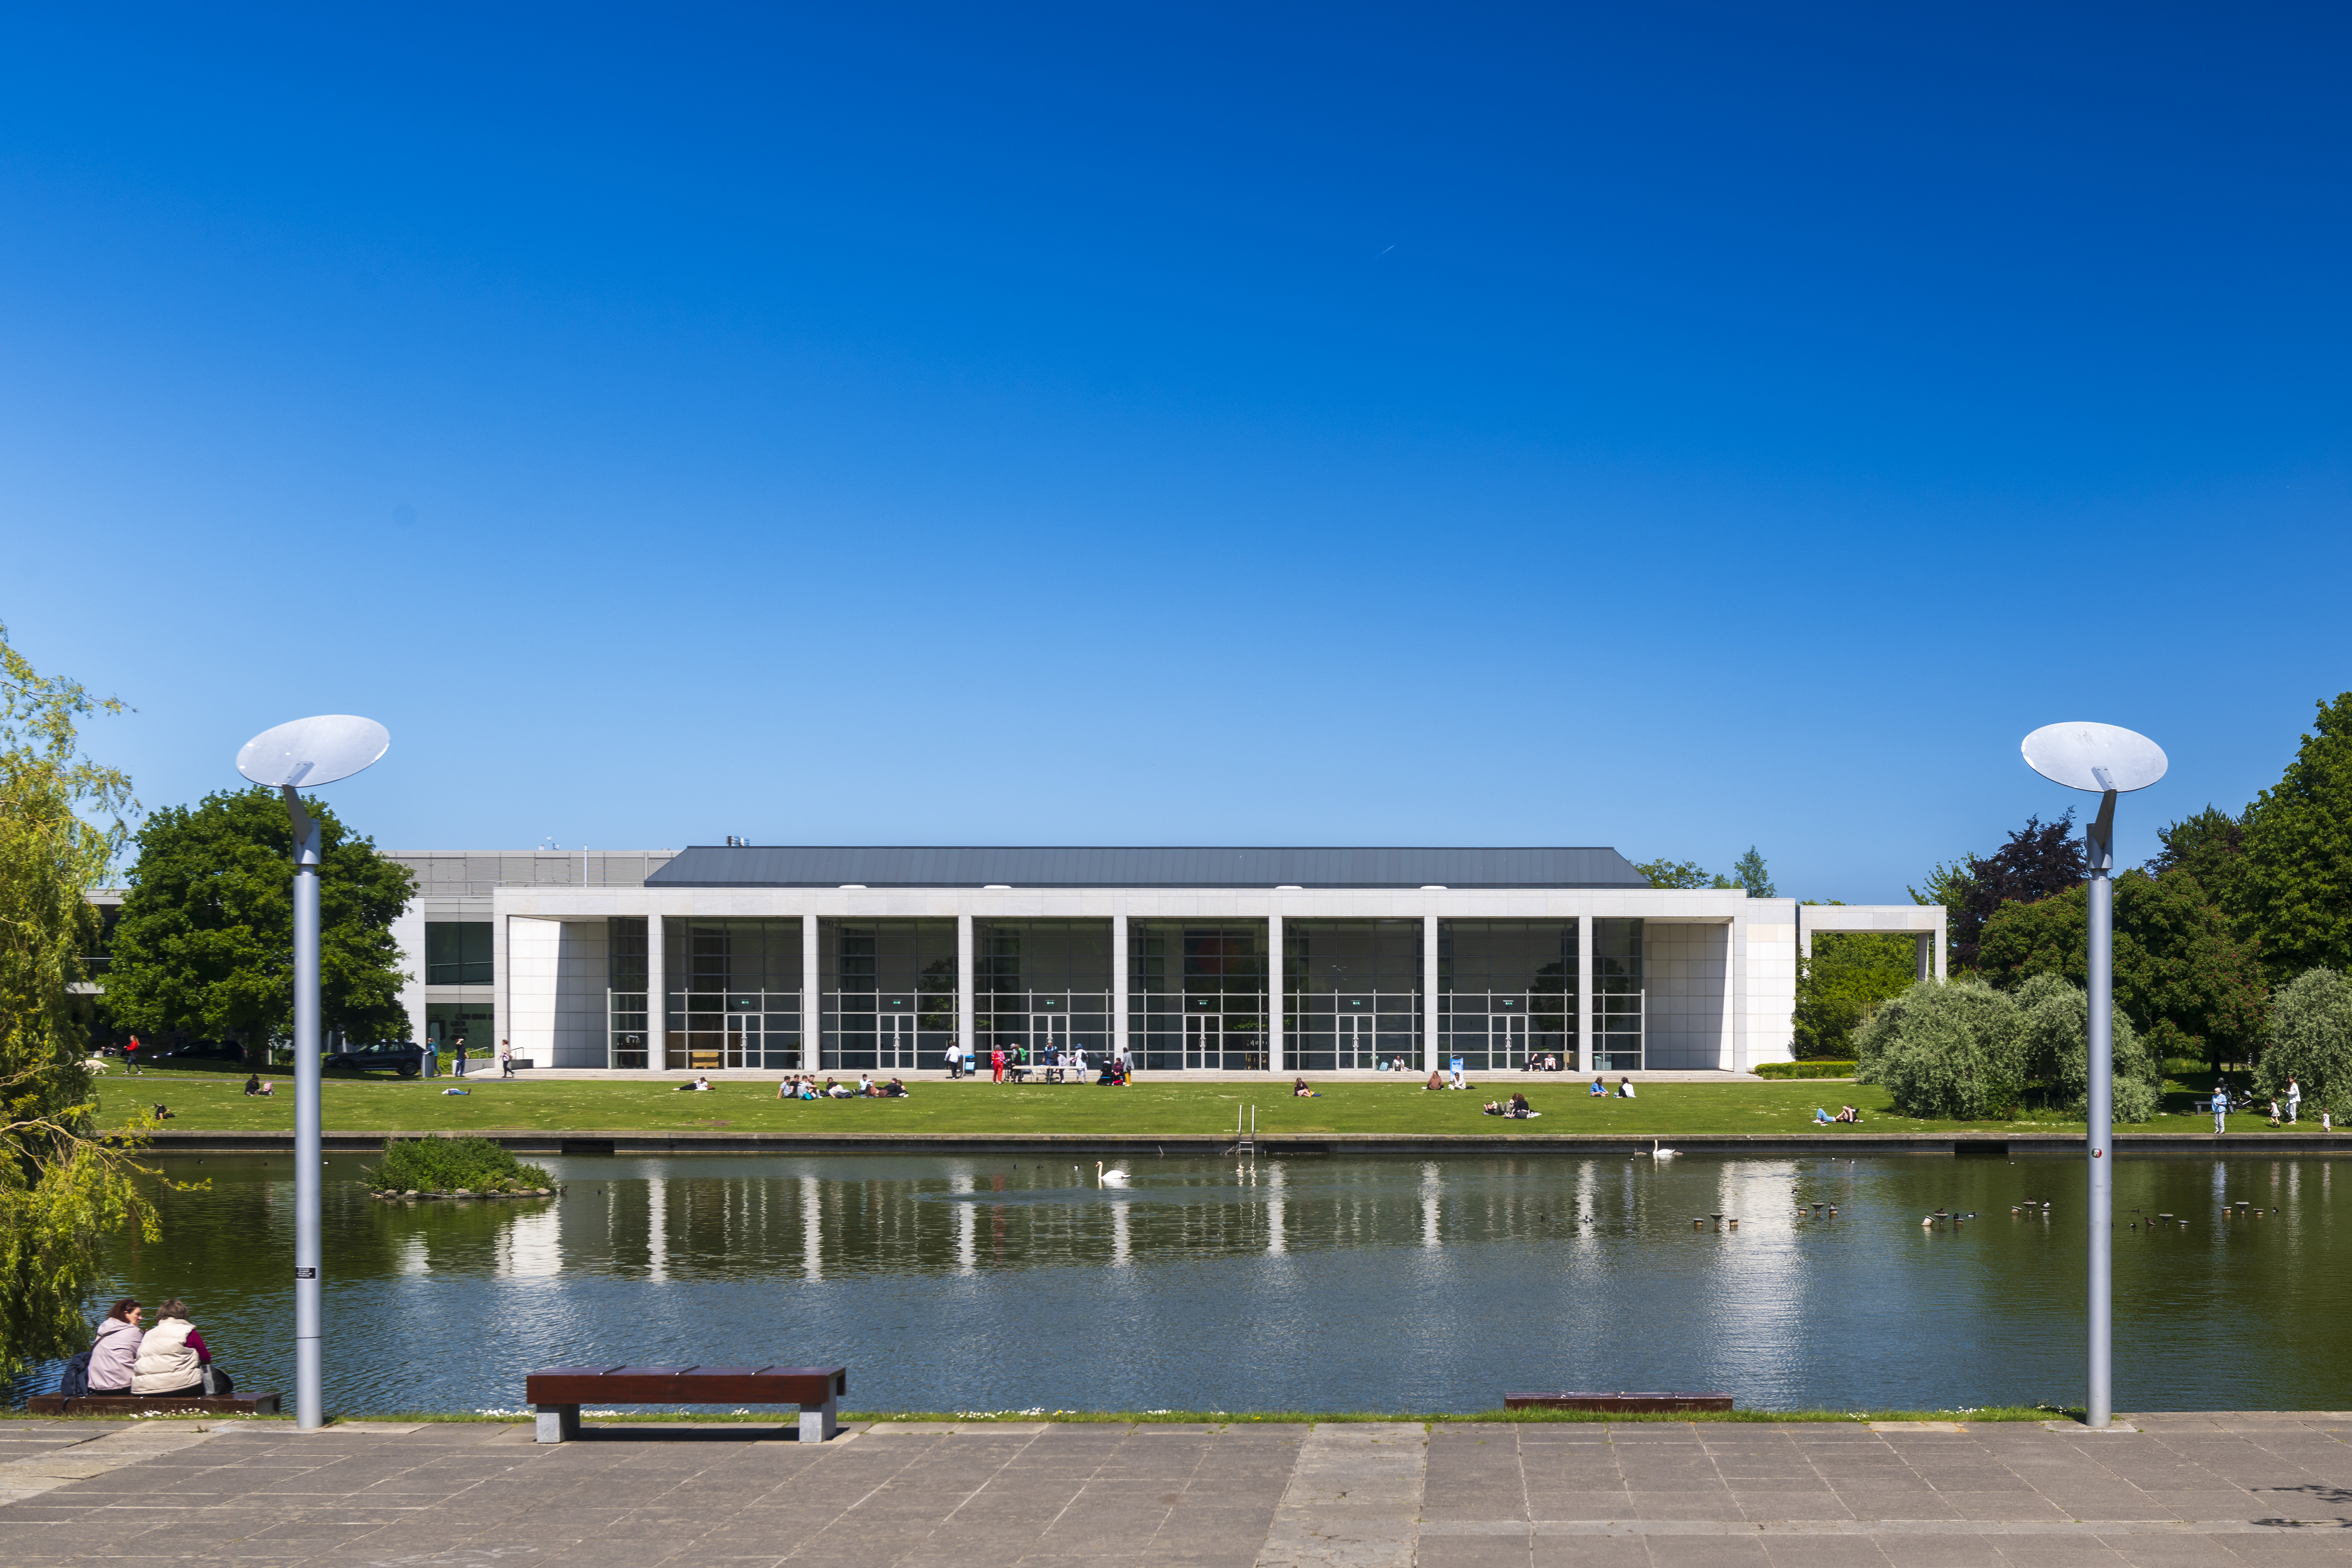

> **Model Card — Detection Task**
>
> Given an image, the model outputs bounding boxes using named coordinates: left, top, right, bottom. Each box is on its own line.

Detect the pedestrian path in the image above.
left=6, top=1411, right=2352, bottom=1566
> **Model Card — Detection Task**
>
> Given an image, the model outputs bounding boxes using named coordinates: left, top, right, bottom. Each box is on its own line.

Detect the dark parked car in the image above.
left=323, top=1042, right=427, bottom=1077
left=150, top=1040, right=246, bottom=1063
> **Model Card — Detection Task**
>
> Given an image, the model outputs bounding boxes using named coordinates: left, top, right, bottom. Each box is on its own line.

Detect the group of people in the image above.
left=1588, top=1076, right=1636, bottom=1098
left=959, top=1044, right=1132, bottom=1085
left=82, top=1298, right=229, bottom=1401
left=420, top=1035, right=517, bottom=1079
left=1813, top=1105, right=1863, bottom=1124
left=777, top=1073, right=909, bottom=1099
left=1482, top=1092, right=1540, bottom=1118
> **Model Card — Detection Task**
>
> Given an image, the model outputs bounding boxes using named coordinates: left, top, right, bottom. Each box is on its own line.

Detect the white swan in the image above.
left=1096, top=1161, right=1130, bottom=1186
left=1652, top=1148, right=1679, bottom=1159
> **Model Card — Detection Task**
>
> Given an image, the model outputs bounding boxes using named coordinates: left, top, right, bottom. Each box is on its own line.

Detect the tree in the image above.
left=105, top=787, right=416, bottom=1066
left=1792, top=927, right=1914, bottom=1059
left=2253, top=968, right=2352, bottom=1117
left=1636, top=858, right=1737, bottom=890
left=2239, top=693, right=2352, bottom=981
left=1730, top=846, right=1775, bottom=899
left=2013, top=972, right=2161, bottom=1122
left=2145, top=805, right=2249, bottom=917
left=0, top=625, right=162, bottom=1375
left=1853, top=976, right=2024, bottom=1120
left=1977, top=869, right=2267, bottom=1070
left=1937, top=813, right=2086, bottom=971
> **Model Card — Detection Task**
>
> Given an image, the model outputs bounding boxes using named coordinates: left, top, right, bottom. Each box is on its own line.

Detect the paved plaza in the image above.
left=6, top=1413, right=2352, bottom=1567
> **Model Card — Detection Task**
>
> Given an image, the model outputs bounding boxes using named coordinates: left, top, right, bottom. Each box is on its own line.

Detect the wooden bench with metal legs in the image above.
left=524, top=1365, right=847, bottom=1443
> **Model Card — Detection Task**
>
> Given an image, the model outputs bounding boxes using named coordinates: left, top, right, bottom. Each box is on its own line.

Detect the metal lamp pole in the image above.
left=2021, top=723, right=2164, bottom=1435
left=2084, top=782, right=2117, bottom=1430
left=237, top=716, right=390, bottom=1433
left=285, top=786, right=325, bottom=1429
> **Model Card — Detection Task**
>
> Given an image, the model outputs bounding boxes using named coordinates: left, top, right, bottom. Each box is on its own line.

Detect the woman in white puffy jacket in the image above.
left=131, top=1299, right=205, bottom=1397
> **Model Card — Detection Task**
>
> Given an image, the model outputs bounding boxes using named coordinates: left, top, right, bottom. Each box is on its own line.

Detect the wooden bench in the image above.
left=27, top=1393, right=281, bottom=1416
left=1504, top=1391, right=1733, bottom=1414
left=524, top=1365, right=847, bottom=1444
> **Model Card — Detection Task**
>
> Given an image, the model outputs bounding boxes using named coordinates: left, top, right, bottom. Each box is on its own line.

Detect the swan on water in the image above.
left=1097, top=1162, right=1130, bottom=1186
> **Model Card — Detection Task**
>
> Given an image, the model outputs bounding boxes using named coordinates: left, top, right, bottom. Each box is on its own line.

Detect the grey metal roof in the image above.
left=648, top=846, right=1650, bottom=890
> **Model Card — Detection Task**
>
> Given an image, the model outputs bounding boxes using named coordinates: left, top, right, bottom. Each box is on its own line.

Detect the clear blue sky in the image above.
left=4, top=2, right=2346, bottom=900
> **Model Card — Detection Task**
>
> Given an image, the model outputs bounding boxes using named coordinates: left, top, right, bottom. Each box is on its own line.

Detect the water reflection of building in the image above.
left=379, top=847, right=1940, bottom=1075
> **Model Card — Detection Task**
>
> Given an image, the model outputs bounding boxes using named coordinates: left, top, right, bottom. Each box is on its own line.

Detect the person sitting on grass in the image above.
left=1508, top=1092, right=1538, bottom=1118
left=152, top=1103, right=175, bottom=1120
left=1293, top=1076, right=1319, bottom=1098
left=856, top=1072, right=875, bottom=1096
left=826, top=1077, right=853, bottom=1098
left=1425, top=1069, right=1447, bottom=1091
left=1616, top=1077, right=1636, bottom=1098
left=244, top=1074, right=263, bottom=1097
left=883, top=1077, right=909, bottom=1097
left=797, top=1077, right=821, bottom=1101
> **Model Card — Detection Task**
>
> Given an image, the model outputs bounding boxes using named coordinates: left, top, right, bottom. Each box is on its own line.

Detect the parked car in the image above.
left=323, top=1042, right=427, bottom=1077
left=149, top=1040, right=246, bottom=1063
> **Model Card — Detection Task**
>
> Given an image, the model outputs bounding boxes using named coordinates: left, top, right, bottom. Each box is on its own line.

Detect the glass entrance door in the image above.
left=724, top=1010, right=760, bottom=1068
left=879, top=1010, right=917, bottom=1070
left=1337, top=1001, right=1379, bottom=1069
left=1184, top=1010, right=1220, bottom=1069
left=1032, top=1010, right=1070, bottom=1062
left=1491, top=1010, right=1529, bottom=1069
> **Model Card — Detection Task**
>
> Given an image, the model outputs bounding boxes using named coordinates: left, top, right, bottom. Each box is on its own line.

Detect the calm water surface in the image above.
left=36, top=1152, right=2352, bottom=1414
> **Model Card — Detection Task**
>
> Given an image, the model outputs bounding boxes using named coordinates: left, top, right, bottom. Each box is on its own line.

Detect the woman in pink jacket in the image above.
left=87, top=1299, right=144, bottom=1395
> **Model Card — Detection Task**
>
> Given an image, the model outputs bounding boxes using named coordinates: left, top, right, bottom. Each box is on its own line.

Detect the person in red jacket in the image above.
left=990, top=1046, right=1005, bottom=1083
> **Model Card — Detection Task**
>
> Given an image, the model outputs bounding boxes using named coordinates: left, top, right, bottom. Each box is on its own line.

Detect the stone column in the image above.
left=1916, top=932, right=1932, bottom=983
left=1576, top=914, right=1594, bottom=1075
left=957, top=913, right=975, bottom=1071
left=1112, top=913, right=1130, bottom=1070
left=802, top=912, right=820, bottom=1071
left=1266, top=912, right=1284, bottom=1074
left=646, top=913, right=666, bottom=1072
left=1422, top=914, right=1440, bottom=1075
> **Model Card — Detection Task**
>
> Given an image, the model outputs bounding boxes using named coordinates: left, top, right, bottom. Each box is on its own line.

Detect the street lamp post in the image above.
left=2021, top=721, right=2167, bottom=1431
left=236, top=716, right=390, bottom=1431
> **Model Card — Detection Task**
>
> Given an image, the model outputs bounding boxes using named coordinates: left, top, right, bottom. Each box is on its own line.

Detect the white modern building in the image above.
left=381, top=846, right=1944, bottom=1075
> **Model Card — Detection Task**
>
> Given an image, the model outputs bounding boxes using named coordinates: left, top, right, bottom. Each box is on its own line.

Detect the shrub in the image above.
left=1853, top=977, right=2023, bottom=1120
left=1754, top=1061, right=1856, bottom=1079
left=2014, top=972, right=2160, bottom=1123
left=367, top=1136, right=551, bottom=1192
left=2254, top=967, right=2352, bottom=1115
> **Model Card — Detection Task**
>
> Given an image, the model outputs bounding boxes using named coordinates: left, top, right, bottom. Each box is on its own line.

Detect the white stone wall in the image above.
left=506, top=917, right=562, bottom=1064
left=389, top=898, right=427, bottom=1045
left=1644, top=923, right=1730, bottom=1069
left=554, top=920, right=609, bottom=1067
left=1744, top=901, right=1798, bottom=1067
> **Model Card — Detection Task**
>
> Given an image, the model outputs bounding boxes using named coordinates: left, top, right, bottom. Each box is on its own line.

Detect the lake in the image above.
left=33, top=1151, right=2348, bottom=1415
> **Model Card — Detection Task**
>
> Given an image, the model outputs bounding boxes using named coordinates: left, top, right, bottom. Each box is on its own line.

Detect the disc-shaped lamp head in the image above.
left=2021, top=721, right=2167, bottom=795
left=237, top=715, right=390, bottom=789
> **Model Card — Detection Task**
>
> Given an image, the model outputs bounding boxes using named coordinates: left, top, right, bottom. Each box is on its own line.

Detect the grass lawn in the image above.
left=115, top=1064, right=2246, bottom=1139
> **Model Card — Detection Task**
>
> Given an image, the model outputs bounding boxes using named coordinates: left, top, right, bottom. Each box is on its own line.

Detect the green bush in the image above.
left=2015, top=972, right=2160, bottom=1122
left=1754, top=1061, right=1856, bottom=1079
left=2254, top=967, right=2352, bottom=1115
left=1855, top=977, right=2024, bottom=1120
left=367, top=1136, right=552, bottom=1192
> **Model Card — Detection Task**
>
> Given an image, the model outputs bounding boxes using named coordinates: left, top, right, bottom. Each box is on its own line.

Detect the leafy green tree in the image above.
left=1976, top=869, right=2266, bottom=1070
left=106, top=787, right=416, bottom=1066
left=2252, top=968, right=2352, bottom=1117
left=2240, top=693, right=2352, bottom=981
left=1917, top=813, right=2085, bottom=972
left=2013, top=972, right=2160, bottom=1122
left=0, top=625, right=162, bottom=1375
left=1852, top=976, right=2023, bottom=1120
left=1636, top=858, right=1738, bottom=890
left=2146, top=805, right=2249, bottom=918
left=1730, top=846, right=1775, bottom=899
left=1792, top=927, right=1915, bottom=1059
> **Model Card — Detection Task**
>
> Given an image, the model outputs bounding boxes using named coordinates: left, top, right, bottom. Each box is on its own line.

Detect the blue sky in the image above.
left=4, top=2, right=2345, bottom=900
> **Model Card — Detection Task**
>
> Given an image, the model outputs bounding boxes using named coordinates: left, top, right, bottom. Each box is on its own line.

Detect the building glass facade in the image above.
left=823, top=918, right=955, bottom=1072
left=666, top=917, right=804, bottom=1071
left=1128, top=921, right=1269, bottom=1071
left=1592, top=917, right=1644, bottom=1071
left=1283, top=920, right=1422, bottom=1071
left=607, top=916, right=650, bottom=1067
left=425, top=922, right=494, bottom=984
left=977, top=919, right=1112, bottom=1065
left=1439, top=921, right=1576, bottom=1071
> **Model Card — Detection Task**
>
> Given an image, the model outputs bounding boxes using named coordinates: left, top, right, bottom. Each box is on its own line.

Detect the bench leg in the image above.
left=797, top=1395, right=838, bottom=1443
left=535, top=1403, right=580, bottom=1443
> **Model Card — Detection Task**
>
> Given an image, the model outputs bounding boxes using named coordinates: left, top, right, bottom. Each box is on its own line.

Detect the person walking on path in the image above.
left=453, top=1034, right=470, bottom=1078
left=991, top=1046, right=1005, bottom=1084
left=499, top=1039, right=514, bottom=1079
left=2213, top=1082, right=2228, bottom=1134
left=2288, top=1078, right=2302, bottom=1124
left=126, top=1034, right=142, bottom=1075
